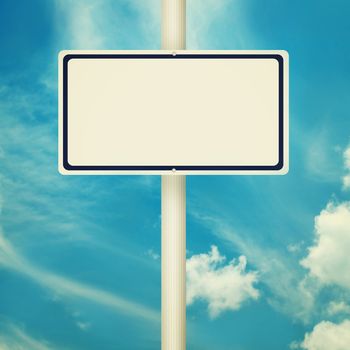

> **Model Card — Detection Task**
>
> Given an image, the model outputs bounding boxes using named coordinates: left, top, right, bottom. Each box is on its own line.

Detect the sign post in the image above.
left=58, top=1, right=288, bottom=349
left=161, top=1, right=186, bottom=349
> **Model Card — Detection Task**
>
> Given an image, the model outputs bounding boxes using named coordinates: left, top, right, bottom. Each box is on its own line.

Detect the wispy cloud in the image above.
left=55, top=0, right=105, bottom=49
left=327, top=301, right=350, bottom=316
left=0, top=323, right=53, bottom=350
left=187, top=0, right=252, bottom=49
left=0, top=5, right=163, bottom=341
left=55, top=0, right=159, bottom=50
left=0, top=228, right=159, bottom=323
left=302, top=127, right=344, bottom=183
left=287, top=241, right=305, bottom=253
left=342, top=145, right=350, bottom=189
left=0, top=83, right=158, bottom=250
left=76, top=321, right=91, bottom=332
left=187, top=245, right=259, bottom=318
left=146, top=248, right=160, bottom=261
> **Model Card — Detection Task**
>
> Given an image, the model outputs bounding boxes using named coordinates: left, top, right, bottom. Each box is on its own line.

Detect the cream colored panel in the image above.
left=59, top=50, right=288, bottom=175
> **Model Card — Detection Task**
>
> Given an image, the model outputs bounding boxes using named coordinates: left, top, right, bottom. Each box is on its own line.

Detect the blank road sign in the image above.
left=58, top=51, right=288, bottom=175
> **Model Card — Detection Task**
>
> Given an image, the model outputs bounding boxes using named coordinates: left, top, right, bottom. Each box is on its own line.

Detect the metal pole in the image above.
left=161, top=1, right=186, bottom=350
left=161, top=176, right=186, bottom=350
left=162, top=0, right=186, bottom=50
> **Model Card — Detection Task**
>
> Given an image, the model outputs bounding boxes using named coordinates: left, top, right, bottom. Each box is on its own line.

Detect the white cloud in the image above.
left=327, top=301, right=350, bottom=316
left=295, top=320, right=350, bottom=350
left=186, top=245, right=259, bottom=318
left=301, top=201, right=350, bottom=290
left=190, top=211, right=316, bottom=322
left=342, top=146, right=350, bottom=189
left=343, top=175, right=350, bottom=189
left=344, top=146, right=350, bottom=169
left=0, top=324, right=52, bottom=350
left=290, top=341, right=300, bottom=349
left=0, top=228, right=159, bottom=323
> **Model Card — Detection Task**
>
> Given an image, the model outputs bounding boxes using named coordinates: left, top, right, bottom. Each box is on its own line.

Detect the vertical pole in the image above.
left=161, top=2, right=186, bottom=350
left=162, top=0, right=186, bottom=50
left=162, top=176, right=186, bottom=350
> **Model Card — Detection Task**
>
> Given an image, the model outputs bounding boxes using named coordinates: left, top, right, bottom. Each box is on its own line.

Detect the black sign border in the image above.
left=62, top=53, right=285, bottom=171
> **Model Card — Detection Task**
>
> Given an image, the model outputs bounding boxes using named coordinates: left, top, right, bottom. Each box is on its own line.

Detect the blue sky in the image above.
left=0, top=0, right=350, bottom=349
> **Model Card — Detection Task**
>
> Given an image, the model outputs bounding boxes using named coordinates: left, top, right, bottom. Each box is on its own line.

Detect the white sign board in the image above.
left=58, top=50, right=288, bottom=175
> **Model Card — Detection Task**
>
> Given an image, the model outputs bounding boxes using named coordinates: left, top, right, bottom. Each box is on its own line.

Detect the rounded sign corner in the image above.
left=58, top=163, right=69, bottom=175
left=276, top=50, right=289, bottom=63
left=278, top=163, right=289, bottom=175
